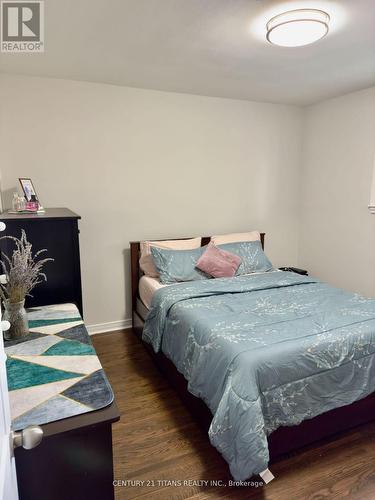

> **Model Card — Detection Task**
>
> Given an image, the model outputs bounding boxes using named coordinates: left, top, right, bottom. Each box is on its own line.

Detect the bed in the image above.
left=130, top=234, right=375, bottom=480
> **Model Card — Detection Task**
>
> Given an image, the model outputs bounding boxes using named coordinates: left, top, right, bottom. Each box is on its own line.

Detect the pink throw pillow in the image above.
left=196, top=243, right=241, bottom=278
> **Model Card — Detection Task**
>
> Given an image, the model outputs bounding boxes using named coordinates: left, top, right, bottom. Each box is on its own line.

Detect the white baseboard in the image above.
left=87, top=318, right=132, bottom=335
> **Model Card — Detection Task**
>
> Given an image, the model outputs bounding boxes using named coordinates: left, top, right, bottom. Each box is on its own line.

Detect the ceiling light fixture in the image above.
left=266, top=9, right=330, bottom=47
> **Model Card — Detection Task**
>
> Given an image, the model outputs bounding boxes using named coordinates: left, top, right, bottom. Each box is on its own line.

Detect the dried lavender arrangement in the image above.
left=0, top=230, right=53, bottom=339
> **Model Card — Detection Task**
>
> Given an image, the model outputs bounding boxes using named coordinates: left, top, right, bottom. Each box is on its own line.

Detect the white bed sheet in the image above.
left=139, top=275, right=167, bottom=309
left=139, top=270, right=281, bottom=310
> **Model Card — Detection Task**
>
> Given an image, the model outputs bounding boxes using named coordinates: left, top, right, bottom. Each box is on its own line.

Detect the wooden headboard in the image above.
left=130, top=233, right=265, bottom=315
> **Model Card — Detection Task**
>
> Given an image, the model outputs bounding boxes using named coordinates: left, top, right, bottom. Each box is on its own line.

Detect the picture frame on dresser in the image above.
left=19, top=178, right=39, bottom=203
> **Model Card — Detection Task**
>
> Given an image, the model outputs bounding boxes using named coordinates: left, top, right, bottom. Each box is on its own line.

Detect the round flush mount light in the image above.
left=266, top=9, right=330, bottom=47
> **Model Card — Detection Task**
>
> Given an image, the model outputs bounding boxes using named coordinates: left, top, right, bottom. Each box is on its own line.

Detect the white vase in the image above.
left=3, top=299, right=29, bottom=340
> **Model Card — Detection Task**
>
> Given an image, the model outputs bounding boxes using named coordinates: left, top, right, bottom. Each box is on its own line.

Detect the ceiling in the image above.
left=1, top=0, right=375, bottom=105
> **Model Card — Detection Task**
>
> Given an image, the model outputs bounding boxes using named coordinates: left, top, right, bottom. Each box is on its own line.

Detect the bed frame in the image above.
left=130, top=234, right=375, bottom=465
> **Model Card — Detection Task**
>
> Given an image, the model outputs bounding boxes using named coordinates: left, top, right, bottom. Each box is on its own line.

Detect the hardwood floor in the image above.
left=92, top=330, right=375, bottom=500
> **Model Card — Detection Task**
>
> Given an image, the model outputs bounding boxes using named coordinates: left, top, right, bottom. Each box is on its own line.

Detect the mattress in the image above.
left=139, top=275, right=166, bottom=309
left=139, top=270, right=282, bottom=309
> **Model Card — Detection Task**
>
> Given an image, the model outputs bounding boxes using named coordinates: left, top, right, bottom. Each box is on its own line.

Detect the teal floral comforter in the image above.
left=143, top=271, right=375, bottom=480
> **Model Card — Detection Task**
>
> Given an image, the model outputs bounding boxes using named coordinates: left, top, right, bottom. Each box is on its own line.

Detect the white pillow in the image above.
left=211, top=231, right=260, bottom=245
left=140, top=237, right=202, bottom=278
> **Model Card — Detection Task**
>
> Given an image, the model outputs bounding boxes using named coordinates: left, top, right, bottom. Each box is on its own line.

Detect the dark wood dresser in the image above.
left=5, top=304, right=120, bottom=500
left=0, top=208, right=83, bottom=317
left=15, top=402, right=120, bottom=500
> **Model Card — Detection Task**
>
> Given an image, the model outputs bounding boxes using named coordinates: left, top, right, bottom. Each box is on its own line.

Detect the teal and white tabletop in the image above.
left=4, top=303, right=114, bottom=431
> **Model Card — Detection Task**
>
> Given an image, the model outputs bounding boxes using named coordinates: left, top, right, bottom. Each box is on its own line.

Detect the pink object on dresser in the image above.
left=196, top=243, right=241, bottom=278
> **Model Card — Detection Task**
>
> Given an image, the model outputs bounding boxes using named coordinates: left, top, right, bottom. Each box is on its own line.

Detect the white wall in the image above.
left=299, top=87, right=375, bottom=297
left=0, top=74, right=303, bottom=328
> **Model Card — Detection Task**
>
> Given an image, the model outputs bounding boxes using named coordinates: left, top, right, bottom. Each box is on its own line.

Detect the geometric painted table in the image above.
left=4, top=303, right=119, bottom=500
left=5, top=303, right=114, bottom=431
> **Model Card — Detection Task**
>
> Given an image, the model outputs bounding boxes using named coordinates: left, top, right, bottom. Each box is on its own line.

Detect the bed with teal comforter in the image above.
left=142, top=271, right=375, bottom=480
